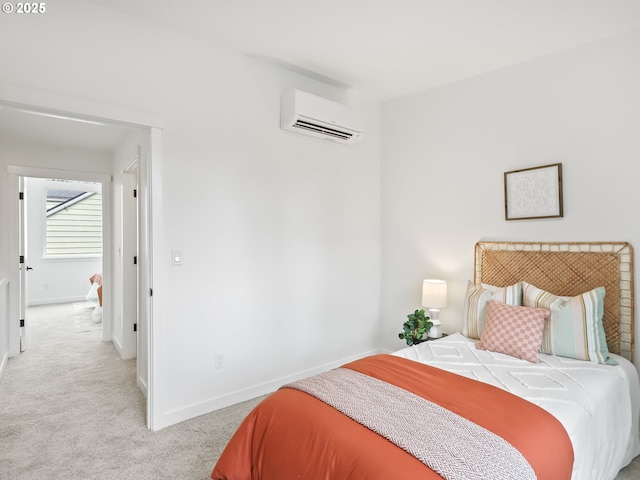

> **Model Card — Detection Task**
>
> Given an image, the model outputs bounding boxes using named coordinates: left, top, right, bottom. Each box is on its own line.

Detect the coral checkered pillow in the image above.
left=477, top=301, right=550, bottom=363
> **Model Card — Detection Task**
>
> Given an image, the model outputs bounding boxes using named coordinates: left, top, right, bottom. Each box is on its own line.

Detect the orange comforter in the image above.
left=211, top=354, right=573, bottom=480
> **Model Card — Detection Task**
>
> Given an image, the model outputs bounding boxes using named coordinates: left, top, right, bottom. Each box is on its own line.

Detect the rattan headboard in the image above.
left=474, top=242, right=634, bottom=362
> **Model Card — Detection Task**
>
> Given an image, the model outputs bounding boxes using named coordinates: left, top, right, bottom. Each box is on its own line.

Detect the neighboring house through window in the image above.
left=45, top=184, right=102, bottom=257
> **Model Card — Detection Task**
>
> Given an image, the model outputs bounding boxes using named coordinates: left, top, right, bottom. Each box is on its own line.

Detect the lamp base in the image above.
left=428, top=324, right=442, bottom=339
left=428, top=309, right=442, bottom=338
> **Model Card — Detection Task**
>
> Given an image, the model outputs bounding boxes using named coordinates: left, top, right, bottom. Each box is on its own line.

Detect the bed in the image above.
left=211, top=241, right=640, bottom=480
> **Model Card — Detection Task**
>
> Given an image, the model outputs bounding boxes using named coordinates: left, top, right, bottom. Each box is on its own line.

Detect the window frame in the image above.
left=42, top=180, right=103, bottom=259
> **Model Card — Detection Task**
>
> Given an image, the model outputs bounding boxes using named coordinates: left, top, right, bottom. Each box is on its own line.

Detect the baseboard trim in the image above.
left=154, top=348, right=384, bottom=431
left=0, top=351, right=8, bottom=379
left=112, top=336, right=124, bottom=357
left=28, top=297, right=87, bottom=307
left=138, top=376, right=148, bottom=398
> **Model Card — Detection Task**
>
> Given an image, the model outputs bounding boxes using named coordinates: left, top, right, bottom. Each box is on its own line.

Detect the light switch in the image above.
left=171, top=249, right=182, bottom=266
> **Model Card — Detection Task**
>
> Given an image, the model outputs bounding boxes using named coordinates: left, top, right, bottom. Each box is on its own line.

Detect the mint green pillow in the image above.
left=522, top=282, right=616, bottom=365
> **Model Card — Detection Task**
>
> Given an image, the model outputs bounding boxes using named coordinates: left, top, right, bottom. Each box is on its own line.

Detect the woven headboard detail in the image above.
left=474, top=242, right=634, bottom=362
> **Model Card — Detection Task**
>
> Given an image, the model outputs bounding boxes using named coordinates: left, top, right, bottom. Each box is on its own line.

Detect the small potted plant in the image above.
left=398, top=309, right=433, bottom=346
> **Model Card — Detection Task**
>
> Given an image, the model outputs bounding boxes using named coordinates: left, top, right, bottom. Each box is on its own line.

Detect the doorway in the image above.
left=22, top=176, right=108, bottom=348
left=2, top=99, right=158, bottom=429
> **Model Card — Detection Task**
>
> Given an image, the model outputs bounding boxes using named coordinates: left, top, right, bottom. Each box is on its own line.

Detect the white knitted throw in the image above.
left=284, top=368, right=536, bottom=480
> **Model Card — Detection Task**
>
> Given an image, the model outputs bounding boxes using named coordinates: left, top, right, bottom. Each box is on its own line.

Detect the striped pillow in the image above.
left=477, top=301, right=549, bottom=363
left=522, top=282, right=616, bottom=365
left=463, top=281, right=522, bottom=339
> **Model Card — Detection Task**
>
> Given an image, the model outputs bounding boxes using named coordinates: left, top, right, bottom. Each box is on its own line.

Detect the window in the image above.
left=45, top=182, right=102, bottom=257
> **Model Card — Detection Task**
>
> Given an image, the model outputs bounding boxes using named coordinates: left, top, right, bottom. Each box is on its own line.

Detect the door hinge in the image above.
left=149, top=288, right=153, bottom=297
left=133, top=189, right=137, bottom=198
left=19, top=192, right=24, bottom=200
left=133, top=256, right=137, bottom=265
left=133, top=323, right=137, bottom=332
left=19, top=255, right=24, bottom=264
left=19, top=319, right=24, bottom=328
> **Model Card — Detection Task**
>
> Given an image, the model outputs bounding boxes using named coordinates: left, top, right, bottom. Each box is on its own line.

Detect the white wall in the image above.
left=25, top=177, right=103, bottom=306
left=0, top=0, right=382, bottom=429
left=381, top=31, right=640, bottom=370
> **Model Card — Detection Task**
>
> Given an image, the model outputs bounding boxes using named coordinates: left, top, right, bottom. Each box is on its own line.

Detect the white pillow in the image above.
left=463, top=281, right=522, bottom=339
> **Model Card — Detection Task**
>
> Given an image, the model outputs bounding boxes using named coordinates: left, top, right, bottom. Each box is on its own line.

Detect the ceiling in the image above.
left=3, top=0, right=640, bottom=151
left=88, top=0, right=640, bottom=100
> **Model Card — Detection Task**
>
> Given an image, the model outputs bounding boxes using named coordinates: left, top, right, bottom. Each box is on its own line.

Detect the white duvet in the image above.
left=393, top=333, right=640, bottom=480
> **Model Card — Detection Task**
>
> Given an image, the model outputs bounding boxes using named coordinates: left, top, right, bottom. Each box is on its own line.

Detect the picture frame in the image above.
left=504, top=163, right=563, bottom=221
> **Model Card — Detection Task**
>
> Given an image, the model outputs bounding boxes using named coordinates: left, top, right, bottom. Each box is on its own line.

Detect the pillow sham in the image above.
left=522, top=282, right=616, bottom=365
left=463, top=281, right=522, bottom=339
left=477, top=301, right=549, bottom=363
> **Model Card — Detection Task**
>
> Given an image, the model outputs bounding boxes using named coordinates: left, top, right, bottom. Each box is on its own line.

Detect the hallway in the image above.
left=0, top=302, right=144, bottom=478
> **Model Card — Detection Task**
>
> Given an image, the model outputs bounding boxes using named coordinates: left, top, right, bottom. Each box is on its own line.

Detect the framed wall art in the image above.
left=504, top=163, right=563, bottom=221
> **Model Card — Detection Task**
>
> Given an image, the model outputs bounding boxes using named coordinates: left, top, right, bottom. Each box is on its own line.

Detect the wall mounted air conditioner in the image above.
left=280, top=89, right=363, bottom=144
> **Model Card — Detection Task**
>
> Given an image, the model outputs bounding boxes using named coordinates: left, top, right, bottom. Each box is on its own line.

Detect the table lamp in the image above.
left=422, top=279, right=448, bottom=338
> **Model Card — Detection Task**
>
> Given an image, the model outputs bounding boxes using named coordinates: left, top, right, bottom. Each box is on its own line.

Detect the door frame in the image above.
left=9, top=170, right=113, bottom=346
left=1, top=81, right=162, bottom=430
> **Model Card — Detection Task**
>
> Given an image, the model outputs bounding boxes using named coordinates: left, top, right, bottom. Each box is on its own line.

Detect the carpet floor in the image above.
left=0, top=302, right=262, bottom=480
left=1, top=302, right=638, bottom=479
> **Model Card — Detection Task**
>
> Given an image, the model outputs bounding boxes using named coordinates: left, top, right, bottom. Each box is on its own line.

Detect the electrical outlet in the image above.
left=215, top=353, right=225, bottom=369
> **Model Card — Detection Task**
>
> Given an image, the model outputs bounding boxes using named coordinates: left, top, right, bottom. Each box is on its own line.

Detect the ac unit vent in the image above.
left=291, top=119, right=354, bottom=141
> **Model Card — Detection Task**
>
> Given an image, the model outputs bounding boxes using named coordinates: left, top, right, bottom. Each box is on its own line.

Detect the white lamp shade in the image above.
left=422, top=279, right=448, bottom=309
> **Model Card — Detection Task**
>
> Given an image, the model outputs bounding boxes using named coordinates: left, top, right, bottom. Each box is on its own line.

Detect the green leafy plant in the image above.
left=398, top=309, right=433, bottom=346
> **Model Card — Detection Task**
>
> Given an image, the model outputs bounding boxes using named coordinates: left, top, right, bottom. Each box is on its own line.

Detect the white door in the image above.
left=18, top=176, right=26, bottom=352
left=121, top=154, right=138, bottom=360
left=136, top=143, right=150, bottom=401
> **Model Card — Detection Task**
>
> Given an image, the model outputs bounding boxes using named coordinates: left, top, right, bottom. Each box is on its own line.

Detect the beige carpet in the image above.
left=0, top=302, right=262, bottom=480
left=1, top=302, right=638, bottom=479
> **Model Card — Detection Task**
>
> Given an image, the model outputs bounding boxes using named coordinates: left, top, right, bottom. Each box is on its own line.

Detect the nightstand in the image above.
left=413, top=333, right=448, bottom=345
